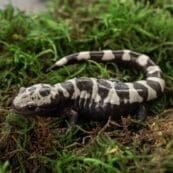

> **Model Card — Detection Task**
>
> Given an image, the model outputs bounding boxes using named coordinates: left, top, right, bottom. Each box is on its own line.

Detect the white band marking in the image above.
left=102, top=50, right=115, bottom=61
left=77, top=52, right=90, bottom=60
left=136, top=55, right=149, bottom=66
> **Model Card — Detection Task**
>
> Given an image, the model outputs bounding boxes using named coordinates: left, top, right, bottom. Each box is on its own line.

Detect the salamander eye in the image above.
left=39, top=89, right=50, bottom=97
left=27, top=104, right=36, bottom=111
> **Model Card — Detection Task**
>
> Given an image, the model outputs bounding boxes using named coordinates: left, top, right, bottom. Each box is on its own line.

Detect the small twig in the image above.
left=97, top=116, right=112, bottom=135
left=159, top=108, right=173, bottom=117
left=82, top=135, right=92, bottom=145
left=76, top=125, right=94, bottom=134
left=109, top=120, right=122, bottom=128
left=65, top=142, right=83, bottom=149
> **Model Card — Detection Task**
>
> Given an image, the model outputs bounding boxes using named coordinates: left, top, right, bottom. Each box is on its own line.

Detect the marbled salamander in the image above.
left=13, top=50, right=165, bottom=123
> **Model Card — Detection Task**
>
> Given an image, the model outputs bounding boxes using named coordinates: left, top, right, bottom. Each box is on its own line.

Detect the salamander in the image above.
left=13, top=50, right=165, bottom=123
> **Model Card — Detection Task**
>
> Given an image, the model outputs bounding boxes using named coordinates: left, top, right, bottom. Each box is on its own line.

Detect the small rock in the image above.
left=0, top=0, right=46, bottom=14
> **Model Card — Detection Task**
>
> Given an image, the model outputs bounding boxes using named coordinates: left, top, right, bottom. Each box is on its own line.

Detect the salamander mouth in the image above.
left=13, top=105, right=59, bottom=116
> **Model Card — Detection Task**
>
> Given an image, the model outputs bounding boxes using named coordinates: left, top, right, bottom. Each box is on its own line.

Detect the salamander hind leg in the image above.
left=134, top=104, right=147, bottom=122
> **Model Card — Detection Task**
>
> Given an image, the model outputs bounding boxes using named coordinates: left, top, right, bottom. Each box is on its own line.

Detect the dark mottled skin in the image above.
left=13, top=50, right=165, bottom=123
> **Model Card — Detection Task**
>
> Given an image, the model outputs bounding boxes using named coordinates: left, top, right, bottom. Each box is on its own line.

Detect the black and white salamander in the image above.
left=13, top=50, right=165, bottom=123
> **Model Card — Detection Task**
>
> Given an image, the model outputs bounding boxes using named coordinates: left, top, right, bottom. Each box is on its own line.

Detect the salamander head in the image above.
left=13, top=84, right=59, bottom=115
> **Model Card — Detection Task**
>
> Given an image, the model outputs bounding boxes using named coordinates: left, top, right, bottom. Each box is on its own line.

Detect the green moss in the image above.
left=0, top=0, right=173, bottom=172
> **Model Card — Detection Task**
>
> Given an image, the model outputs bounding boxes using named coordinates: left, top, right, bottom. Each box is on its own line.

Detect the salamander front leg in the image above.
left=134, top=104, right=147, bottom=121
left=64, top=108, right=79, bottom=125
